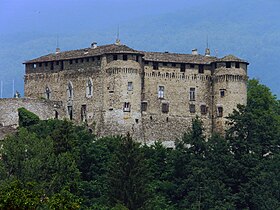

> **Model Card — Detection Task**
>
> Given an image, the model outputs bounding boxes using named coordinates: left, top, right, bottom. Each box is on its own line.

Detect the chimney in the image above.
left=55, top=47, right=60, bottom=54
left=192, top=49, right=198, bottom=55
left=91, top=42, right=97, bottom=49
left=205, top=48, right=210, bottom=56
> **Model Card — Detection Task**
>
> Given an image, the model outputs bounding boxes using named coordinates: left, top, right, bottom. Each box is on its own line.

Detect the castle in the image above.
left=0, top=40, right=248, bottom=144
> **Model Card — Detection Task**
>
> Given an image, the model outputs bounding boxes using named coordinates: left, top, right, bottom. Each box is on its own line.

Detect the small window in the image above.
left=220, top=89, right=225, bottom=97
left=86, top=58, right=89, bottom=62
left=189, top=104, right=196, bottom=113
left=180, top=64, right=186, bottom=72
left=45, top=87, right=51, bottom=100
left=68, top=106, right=73, bottom=120
left=172, top=63, right=176, bottom=67
left=190, top=88, right=195, bottom=101
left=67, top=81, right=74, bottom=99
left=86, top=78, right=93, bottom=97
left=235, top=62, right=240, bottom=68
left=50, top=62, right=54, bottom=70
left=162, top=103, right=169, bottom=113
left=214, top=63, right=217, bottom=69
left=198, top=65, right=204, bottom=73
left=97, top=56, right=100, bottom=60
left=75, top=59, right=78, bottom=63
left=123, top=102, right=131, bottom=112
left=144, top=61, right=149, bottom=65
left=45, top=62, right=48, bottom=67
left=33, top=64, right=37, bottom=69
left=158, top=86, right=164, bottom=99
left=92, top=57, right=95, bottom=62
left=81, top=58, right=84, bottom=63
left=141, top=102, right=147, bottom=111
left=153, top=62, right=159, bottom=70
left=226, top=62, right=231, bottom=68
left=60, top=61, right=64, bottom=70
left=123, top=54, right=128, bottom=61
left=128, top=82, right=133, bottom=91
left=136, top=55, right=139, bottom=62
left=217, top=106, right=223, bottom=117
left=69, top=60, right=73, bottom=65
left=81, top=105, right=87, bottom=123
left=56, top=61, right=59, bottom=65
left=163, top=62, right=167, bottom=66
left=190, top=64, right=195, bottom=68
left=200, top=105, right=207, bottom=115
left=113, top=55, right=118, bottom=60
left=39, top=63, right=42, bottom=67
left=54, top=110, right=59, bottom=119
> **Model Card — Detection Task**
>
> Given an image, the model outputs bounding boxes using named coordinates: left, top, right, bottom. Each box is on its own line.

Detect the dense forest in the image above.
left=0, top=79, right=279, bottom=210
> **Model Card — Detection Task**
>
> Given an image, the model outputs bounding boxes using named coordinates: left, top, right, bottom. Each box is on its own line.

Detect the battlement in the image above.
left=19, top=42, right=250, bottom=142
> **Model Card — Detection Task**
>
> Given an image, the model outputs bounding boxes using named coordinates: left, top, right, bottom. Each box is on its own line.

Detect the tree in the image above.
left=18, top=107, right=40, bottom=127
left=108, top=134, right=150, bottom=210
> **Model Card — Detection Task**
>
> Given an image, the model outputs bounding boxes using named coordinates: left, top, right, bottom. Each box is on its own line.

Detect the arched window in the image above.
left=45, top=86, right=51, bottom=100
left=86, top=78, right=93, bottom=97
left=67, top=81, right=73, bottom=99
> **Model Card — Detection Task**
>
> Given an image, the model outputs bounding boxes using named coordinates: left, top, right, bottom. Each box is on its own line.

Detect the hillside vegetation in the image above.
left=0, top=79, right=279, bottom=209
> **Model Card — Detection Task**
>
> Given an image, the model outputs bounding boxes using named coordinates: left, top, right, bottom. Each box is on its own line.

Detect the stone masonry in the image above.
left=1, top=41, right=248, bottom=145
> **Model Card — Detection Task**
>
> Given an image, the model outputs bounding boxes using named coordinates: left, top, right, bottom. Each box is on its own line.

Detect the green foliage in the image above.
left=18, top=107, right=40, bottom=127
left=0, top=79, right=279, bottom=209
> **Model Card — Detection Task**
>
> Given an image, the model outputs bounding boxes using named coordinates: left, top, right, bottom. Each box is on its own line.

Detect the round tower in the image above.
left=212, top=55, right=249, bottom=133
left=101, top=44, right=144, bottom=140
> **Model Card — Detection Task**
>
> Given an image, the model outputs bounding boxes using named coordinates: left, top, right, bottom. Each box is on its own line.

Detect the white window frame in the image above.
left=158, top=86, right=164, bottom=99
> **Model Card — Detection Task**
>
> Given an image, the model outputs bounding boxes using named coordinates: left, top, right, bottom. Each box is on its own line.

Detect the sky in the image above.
left=0, top=0, right=279, bottom=98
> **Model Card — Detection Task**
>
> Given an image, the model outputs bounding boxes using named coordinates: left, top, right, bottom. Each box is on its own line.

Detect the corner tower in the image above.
left=212, top=55, right=249, bottom=133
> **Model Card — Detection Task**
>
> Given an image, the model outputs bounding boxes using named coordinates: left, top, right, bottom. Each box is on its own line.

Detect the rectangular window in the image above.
left=158, top=86, right=164, bottom=99
left=226, top=62, right=231, bottom=68
left=220, top=89, right=225, bottom=97
left=200, top=105, right=207, bottom=115
left=113, top=55, right=118, bottom=60
left=153, top=62, right=159, bottom=70
left=45, top=62, right=48, bottom=67
left=50, top=62, right=54, bottom=70
left=97, top=56, right=100, bottom=60
left=190, top=64, right=195, bottom=68
left=163, top=62, right=167, bottom=66
left=162, top=103, right=169, bottom=113
left=75, top=59, right=78, bottom=63
left=123, top=54, right=128, bottom=61
left=144, top=61, right=149, bottom=65
left=235, top=62, right=240, bottom=68
left=189, top=104, right=196, bottom=113
left=33, top=64, right=37, bottom=69
left=217, top=106, right=223, bottom=117
left=81, top=58, right=84, bottom=63
left=123, top=102, right=131, bottom=112
left=67, top=106, right=73, bottom=120
left=141, top=101, right=147, bottom=111
left=136, top=55, right=139, bottom=62
left=39, top=63, right=42, bottom=67
left=180, top=64, right=186, bottom=72
left=56, top=61, right=59, bottom=65
left=92, top=57, right=95, bottom=61
left=198, top=65, right=204, bottom=73
left=86, top=58, right=89, bottom=62
left=60, top=61, right=64, bottom=70
left=172, top=63, right=176, bottom=67
left=69, top=60, right=73, bottom=65
left=190, top=88, right=195, bottom=101
left=81, top=105, right=87, bottom=122
left=128, top=82, right=133, bottom=91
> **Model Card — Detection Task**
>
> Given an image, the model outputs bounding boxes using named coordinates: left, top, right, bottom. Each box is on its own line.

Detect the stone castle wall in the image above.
left=0, top=98, right=65, bottom=127
left=14, top=48, right=249, bottom=144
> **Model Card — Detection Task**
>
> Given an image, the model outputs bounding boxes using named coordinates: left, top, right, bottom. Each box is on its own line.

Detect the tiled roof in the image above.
left=143, top=52, right=217, bottom=64
left=218, top=55, right=248, bottom=64
left=24, top=44, right=141, bottom=64
left=24, top=43, right=248, bottom=65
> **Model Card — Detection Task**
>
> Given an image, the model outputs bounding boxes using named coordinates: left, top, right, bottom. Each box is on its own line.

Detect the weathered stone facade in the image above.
left=0, top=98, right=64, bottom=127
left=19, top=42, right=249, bottom=144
